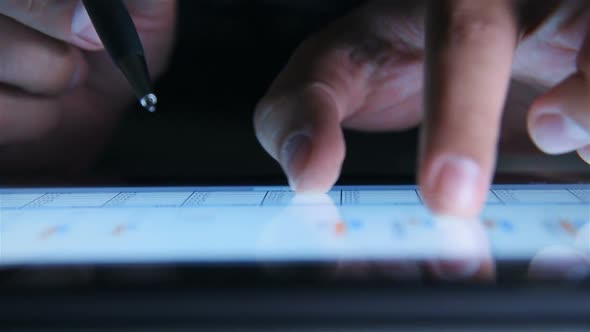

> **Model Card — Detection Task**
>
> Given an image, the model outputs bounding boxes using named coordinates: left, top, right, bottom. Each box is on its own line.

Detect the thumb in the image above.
left=0, top=0, right=101, bottom=50
left=255, top=83, right=346, bottom=192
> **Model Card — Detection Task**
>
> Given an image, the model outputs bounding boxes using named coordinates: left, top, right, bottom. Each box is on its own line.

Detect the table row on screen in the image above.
left=0, top=188, right=588, bottom=209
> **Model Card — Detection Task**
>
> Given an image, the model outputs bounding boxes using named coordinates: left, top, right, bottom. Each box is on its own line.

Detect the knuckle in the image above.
left=0, top=23, right=77, bottom=95
left=28, top=45, right=77, bottom=94
left=42, top=60, right=77, bottom=94
left=253, top=97, right=278, bottom=148
left=254, top=93, right=293, bottom=132
left=254, top=97, right=276, bottom=125
left=253, top=97, right=278, bottom=136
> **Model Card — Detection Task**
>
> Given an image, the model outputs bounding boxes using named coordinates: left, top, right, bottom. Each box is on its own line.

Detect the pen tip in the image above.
left=140, top=93, right=158, bottom=113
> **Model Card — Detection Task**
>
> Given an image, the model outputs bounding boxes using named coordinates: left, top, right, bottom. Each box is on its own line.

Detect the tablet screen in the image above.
left=0, top=184, right=588, bottom=270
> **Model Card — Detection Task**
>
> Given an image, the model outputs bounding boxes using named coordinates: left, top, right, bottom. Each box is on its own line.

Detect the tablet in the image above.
left=0, top=183, right=589, bottom=328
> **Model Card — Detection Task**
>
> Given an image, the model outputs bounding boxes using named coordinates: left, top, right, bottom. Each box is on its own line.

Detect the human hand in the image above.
left=0, top=0, right=176, bottom=175
left=254, top=0, right=590, bottom=217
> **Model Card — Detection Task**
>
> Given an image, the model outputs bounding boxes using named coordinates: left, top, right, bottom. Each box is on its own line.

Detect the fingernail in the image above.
left=281, top=132, right=311, bottom=190
left=531, top=112, right=590, bottom=154
left=428, top=156, right=480, bottom=213
left=71, top=1, right=101, bottom=47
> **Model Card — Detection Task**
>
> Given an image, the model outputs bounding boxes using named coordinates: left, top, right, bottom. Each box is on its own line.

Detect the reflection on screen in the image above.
left=0, top=185, right=588, bottom=266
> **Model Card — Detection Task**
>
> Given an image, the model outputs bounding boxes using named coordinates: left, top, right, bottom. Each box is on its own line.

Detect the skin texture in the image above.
left=0, top=0, right=176, bottom=175
left=0, top=1, right=588, bottom=218
left=0, top=1, right=586, bottom=282
left=254, top=0, right=590, bottom=217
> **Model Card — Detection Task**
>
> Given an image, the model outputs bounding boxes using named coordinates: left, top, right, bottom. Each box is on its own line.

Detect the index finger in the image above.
left=0, top=0, right=103, bottom=50
left=0, top=0, right=167, bottom=51
left=418, top=0, right=519, bottom=217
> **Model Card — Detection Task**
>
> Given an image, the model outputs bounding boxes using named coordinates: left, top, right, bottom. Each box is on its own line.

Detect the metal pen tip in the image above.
left=140, top=93, right=158, bottom=112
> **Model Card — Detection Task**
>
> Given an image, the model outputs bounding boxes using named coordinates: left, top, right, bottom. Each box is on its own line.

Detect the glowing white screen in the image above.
left=0, top=185, right=588, bottom=266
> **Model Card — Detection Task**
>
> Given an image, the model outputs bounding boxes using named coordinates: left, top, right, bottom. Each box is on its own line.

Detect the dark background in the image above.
left=96, top=0, right=588, bottom=184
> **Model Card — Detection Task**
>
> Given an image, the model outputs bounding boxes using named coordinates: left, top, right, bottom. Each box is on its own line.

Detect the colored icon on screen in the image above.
left=348, top=219, right=362, bottom=230
left=483, top=219, right=514, bottom=232
left=112, top=224, right=136, bottom=236
left=408, top=218, right=433, bottom=228
left=542, top=218, right=585, bottom=238
left=335, top=221, right=346, bottom=236
left=39, top=225, right=68, bottom=240
left=558, top=219, right=585, bottom=237
left=333, top=219, right=363, bottom=236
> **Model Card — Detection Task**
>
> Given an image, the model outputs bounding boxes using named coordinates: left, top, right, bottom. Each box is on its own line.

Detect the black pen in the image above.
left=82, top=0, right=157, bottom=112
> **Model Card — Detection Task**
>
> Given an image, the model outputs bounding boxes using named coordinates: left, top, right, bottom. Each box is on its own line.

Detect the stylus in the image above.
left=82, top=0, right=157, bottom=112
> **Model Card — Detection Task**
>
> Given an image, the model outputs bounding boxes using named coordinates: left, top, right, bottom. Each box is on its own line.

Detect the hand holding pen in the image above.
left=0, top=0, right=587, bottom=222
left=83, top=0, right=158, bottom=112
left=0, top=0, right=176, bottom=173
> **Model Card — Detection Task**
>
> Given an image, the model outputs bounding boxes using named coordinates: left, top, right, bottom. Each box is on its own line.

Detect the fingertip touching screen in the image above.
left=0, top=185, right=588, bottom=270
